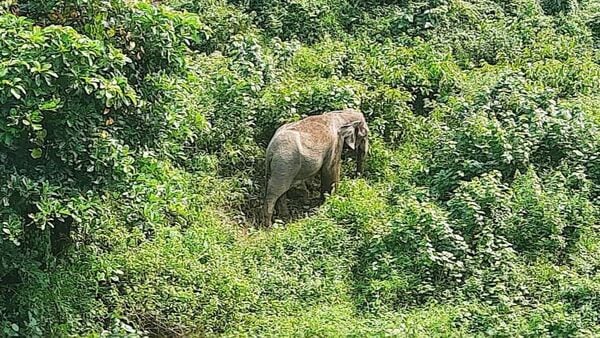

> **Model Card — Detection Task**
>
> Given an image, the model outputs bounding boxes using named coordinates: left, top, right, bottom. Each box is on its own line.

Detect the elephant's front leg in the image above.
left=320, top=161, right=340, bottom=201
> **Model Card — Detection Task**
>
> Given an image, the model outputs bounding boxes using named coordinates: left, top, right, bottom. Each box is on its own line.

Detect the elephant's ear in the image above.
left=340, top=123, right=358, bottom=150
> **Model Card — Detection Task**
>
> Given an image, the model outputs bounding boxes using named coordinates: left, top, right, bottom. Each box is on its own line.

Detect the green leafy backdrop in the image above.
left=1, top=0, right=599, bottom=336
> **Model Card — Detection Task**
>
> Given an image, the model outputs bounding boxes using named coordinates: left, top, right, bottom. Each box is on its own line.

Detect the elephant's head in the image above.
left=339, top=118, right=369, bottom=175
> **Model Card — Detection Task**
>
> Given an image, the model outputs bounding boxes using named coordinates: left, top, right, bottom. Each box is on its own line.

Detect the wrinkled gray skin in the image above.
left=263, top=109, right=369, bottom=227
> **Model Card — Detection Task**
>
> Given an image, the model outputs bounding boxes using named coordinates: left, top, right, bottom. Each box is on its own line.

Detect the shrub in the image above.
left=588, top=9, right=600, bottom=47
left=540, top=0, right=579, bottom=15
left=288, top=40, right=347, bottom=78
left=428, top=74, right=597, bottom=197
left=350, top=0, right=490, bottom=42
left=109, top=2, right=212, bottom=78
left=506, top=169, right=596, bottom=260
left=361, top=196, right=468, bottom=307
left=441, top=19, right=524, bottom=68
left=0, top=14, right=138, bottom=235
left=522, top=57, right=600, bottom=97
left=167, top=0, right=253, bottom=51
left=228, top=0, right=347, bottom=43
left=0, top=14, right=135, bottom=189
left=347, top=39, right=463, bottom=117
left=0, top=15, right=140, bottom=334
left=360, top=85, right=414, bottom=144
left=18, top=0, right=213, bottom=79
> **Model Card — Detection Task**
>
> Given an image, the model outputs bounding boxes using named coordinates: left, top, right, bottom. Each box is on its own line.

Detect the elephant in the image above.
left=262, top=108, right=369, bottom=227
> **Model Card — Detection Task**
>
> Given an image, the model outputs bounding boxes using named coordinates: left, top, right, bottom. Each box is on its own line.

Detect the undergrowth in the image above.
left=1, top=0, right=600, bottom=336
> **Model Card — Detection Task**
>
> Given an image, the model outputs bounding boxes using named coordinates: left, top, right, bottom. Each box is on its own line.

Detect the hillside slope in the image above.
left=1, top=0, right=600, bottom=336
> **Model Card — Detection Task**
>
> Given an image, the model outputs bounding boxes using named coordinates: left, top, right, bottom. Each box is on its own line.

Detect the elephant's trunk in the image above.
left=356, top=138, right=368, bottom=175
left=356, top=150, right=364, bottom=175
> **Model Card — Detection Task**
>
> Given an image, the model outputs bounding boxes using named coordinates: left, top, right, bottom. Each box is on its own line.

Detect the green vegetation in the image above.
left=1, top=0, right=600, bottom=336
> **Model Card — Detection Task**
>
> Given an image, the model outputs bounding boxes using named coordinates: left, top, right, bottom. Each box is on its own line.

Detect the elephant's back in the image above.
left=267, top=118, right=333, bottom=180
left=283, top=116, right=334, bottom=147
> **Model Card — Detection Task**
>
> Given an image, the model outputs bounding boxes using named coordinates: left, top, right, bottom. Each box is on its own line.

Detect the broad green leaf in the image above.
left=10, top=88, right=21, bottom=99
left=31, top=148, right=42, bottom=159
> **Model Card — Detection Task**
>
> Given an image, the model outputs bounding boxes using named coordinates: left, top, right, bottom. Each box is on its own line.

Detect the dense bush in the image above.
left=428, top=74, right=597, bottom=197
left=506, top=168, right=596, bottom=259
left=19, top=0, right=213, bottom=78
left=0, top=14, right=135, bottom=280
left=0, top=15, right=137, bottom=335
left=540, top=0, right=579, bottom=15
left=1, top=0, right=600, bottom=336
left=228, top=0, right=347, bottom=43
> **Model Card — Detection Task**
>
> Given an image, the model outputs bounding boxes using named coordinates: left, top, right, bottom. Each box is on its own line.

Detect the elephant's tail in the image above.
left=263, top=152, right=272, bottom=201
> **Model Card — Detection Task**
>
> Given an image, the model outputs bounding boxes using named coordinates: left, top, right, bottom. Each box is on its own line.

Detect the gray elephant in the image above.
left=262, top=108, right=369, bottom=227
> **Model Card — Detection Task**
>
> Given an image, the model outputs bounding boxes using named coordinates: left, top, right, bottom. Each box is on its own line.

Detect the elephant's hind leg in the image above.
left=263, top=176, right=293, bottom=227
left=300, top=180, right=310, bottom=202
left=276, top=192, right=290, bottom=219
